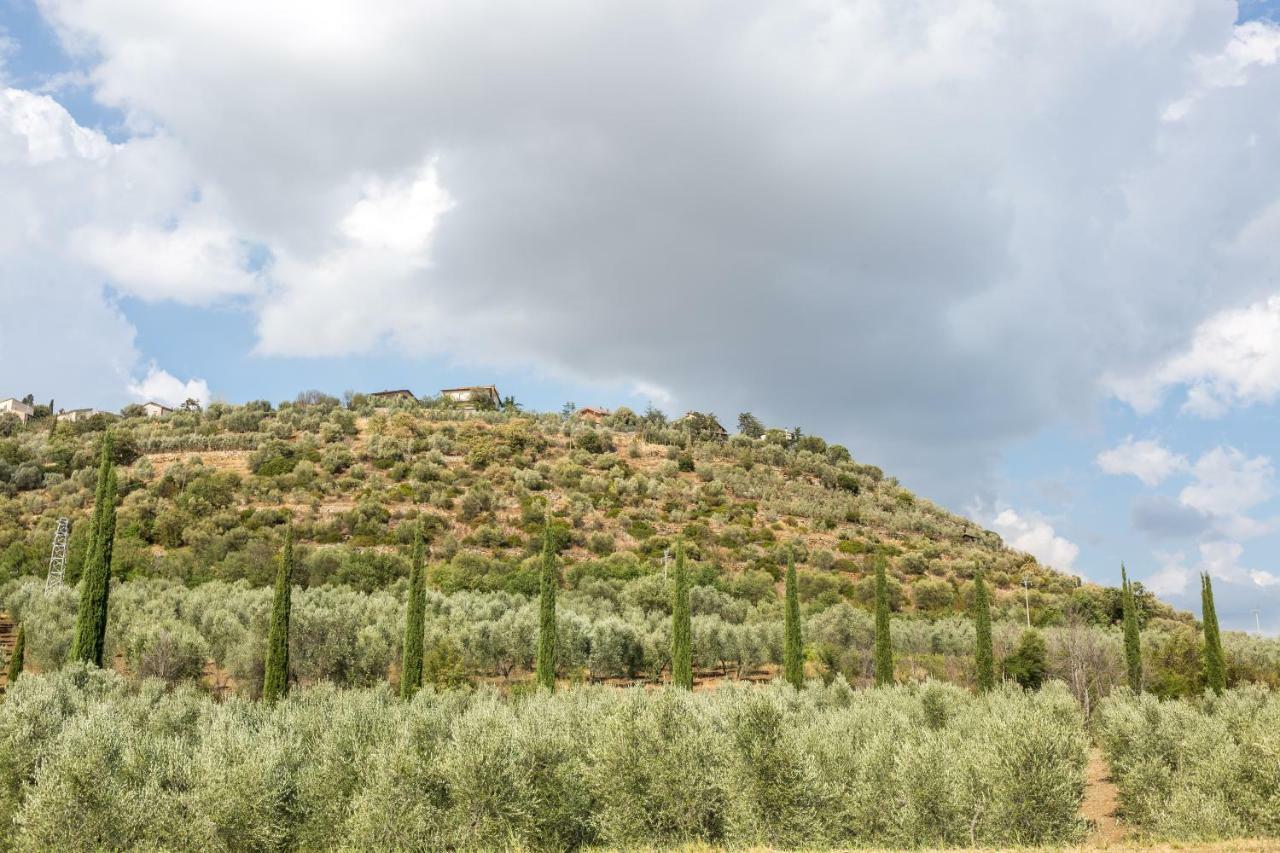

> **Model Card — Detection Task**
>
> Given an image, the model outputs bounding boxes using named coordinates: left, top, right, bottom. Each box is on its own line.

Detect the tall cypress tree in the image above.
left=782, top=549, right=804, bottom=689
left=72, top=436, right=117, bottom=667
left=535, top=514, right=558, bottom=691
left=873, top=554, right=894, bottom=686
left=6, top=624, right=24, bottom=687
left=671, top=541, right=693, bottom=689
left=262, top=527, right=295, bottom=704
left=1121, top=564, right=1143, bottom=692
left=1201, top=572, right=1226, bottom=695
left=973, top=566, right=995, bottom=692
left=400, top=524, right=426, bottom=700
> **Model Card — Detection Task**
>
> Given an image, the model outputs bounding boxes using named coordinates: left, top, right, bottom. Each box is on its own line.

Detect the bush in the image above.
left=1097, top=686, right=1280, bottom=840
left=0, top=673, right=1087, bottom=850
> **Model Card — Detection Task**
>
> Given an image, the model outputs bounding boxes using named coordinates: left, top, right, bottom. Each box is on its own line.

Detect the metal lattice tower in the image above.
left=45, top=518, right=69, bottom=593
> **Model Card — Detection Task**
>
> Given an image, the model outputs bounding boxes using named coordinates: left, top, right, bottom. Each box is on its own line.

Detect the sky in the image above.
left=3, top=0, right=1280, bottom=631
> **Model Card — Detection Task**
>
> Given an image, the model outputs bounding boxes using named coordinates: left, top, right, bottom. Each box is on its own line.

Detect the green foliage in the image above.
left=671, top=542, right=693, bottom=689
left=0, top=673, right=1088, bottom=850
left=1004, top=629, right=1048, bottom=690
left=262, top=528, right=294, bottom=703
left=71, top=437, right=117, bottom=667
left=400, top=525, right=426, bottom=700
left=783, top=551, right=804, bottom=689
left=536, top=518, right=558, bottom=690
left=873, top=554, right=893, bottom=686
left=1121, top=564, right=1143, bottom=692
left=1098, top=686, right=1280, bottom=840
left=1201, top=573, right=1226, bottom=695
left=5, top=624, right=23, bottom=686
left=973, top=567, right=994, bottom=692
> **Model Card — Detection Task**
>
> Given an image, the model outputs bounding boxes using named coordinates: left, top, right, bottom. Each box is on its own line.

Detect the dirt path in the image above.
left=1082, top=746, right=1125, bottom=848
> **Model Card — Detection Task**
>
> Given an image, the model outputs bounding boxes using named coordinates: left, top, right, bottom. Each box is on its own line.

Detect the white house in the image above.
left=141, top=401, right=174, bottom=418
left=440, top=385, right=501, bottom=410
left=0, top=398, right=34, bottom=423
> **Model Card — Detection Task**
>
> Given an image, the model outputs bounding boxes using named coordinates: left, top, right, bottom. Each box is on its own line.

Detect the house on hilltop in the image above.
left=141, top=402, right=173, bottom=418
left=57, top=408, right=111, bottom=423
left=369, top=389, right=417, bottom=404
left=574, top=406, right=610, bottom=423
left=440, top=385, right=501, bottom=410
left=676, top=411, right=729, bottom=440
left=0, top=399, right=34, bottom=423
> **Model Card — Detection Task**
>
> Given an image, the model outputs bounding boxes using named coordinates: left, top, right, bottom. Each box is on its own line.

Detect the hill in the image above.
left=0, top=393, right=1172, bottom=629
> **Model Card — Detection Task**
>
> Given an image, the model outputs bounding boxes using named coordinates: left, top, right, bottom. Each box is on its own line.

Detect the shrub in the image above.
left=0, top=674, right=1088, bottom=850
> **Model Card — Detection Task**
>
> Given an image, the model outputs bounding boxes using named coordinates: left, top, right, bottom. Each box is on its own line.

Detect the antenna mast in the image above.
left=45, top=518, right=69, bottom=592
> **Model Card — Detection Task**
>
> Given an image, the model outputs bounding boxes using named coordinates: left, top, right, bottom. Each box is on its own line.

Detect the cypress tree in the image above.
left=671, top=542, right=693, bottom=689
left=535, top=514, right=557, bottom=691
left=1201, top=572, right=1226, bottom=695
left=262, top=527, right=295, bottom=704
left=783, top=549, right=804, bottom=689
left=72, top=437, right=117, bottom=667
left=873, top=554, right=894, bottom=686
left=399, top=524, right=426, bottom=700
left=1120, top=564, right=1143, bottom=692
left=6, top=625, right=24, bottom=687
left=973, top=566, right=995, bottom=692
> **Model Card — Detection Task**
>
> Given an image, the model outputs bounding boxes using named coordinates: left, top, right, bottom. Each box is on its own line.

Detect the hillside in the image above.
left=0, top=393, right=1168, bottom=629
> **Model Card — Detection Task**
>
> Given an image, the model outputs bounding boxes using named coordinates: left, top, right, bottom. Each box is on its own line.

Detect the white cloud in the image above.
left=1164, top=21, right=1280, bottom=120
left=1112, top=295, right=1280, bottom=418
left=1179, top=446, right=1274, bottom=518
left=1096, top=436, right=1188, bottom=486
left=1145, top=551, right=1192, bottom=597
left=126, top=365, right=210, bottom=408
left=991, top=508, right=1080, bottom=572
left=74, top=221, right=259, bottom=304
left=9, top=2, right=1280, bottom=506
left=341, top=160, right=454, bottom=256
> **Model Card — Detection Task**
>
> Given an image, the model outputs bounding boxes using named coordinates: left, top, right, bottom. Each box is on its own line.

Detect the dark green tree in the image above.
left=671, top=542, right=693, bottom=689
left=1121, top=563, right=1143, bottom=692
left=262, top=527, right=295, bottom=704
left=1004, top=629, right=1048, bottom=690
left=873, top=554, right=894, bottom=686
left=399, top=524, right=426, bottom=700
left=1201, top=572, right=1226, bottom=695
left=973, top=566, right=995, bottom=692
left=737, top=412, right=765, bottom=439
left=72, top=436, right=117, bottom=667
left=6, top=624, right=24, bottom=687
left=535, top=514, right=558, bottom=690
left=783, top=549, right=804, bottom=689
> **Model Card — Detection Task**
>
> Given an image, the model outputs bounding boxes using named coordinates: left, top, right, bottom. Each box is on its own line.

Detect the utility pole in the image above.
left=1022, top=576, right=1031, bottom=628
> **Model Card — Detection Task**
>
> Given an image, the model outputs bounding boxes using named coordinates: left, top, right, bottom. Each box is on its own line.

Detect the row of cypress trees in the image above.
left=45, top=446, right=1238, bottom=704
left=1115, top=563, right=1226, bottom=696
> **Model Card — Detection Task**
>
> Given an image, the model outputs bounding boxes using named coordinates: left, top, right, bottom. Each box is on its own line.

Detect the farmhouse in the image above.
left=369, top=389, right=417, bottom=404
left=142, top=402, right=174, bottom=418
left=440, top=385, right=501, bottom=410
left=676, top=411, right=729, bottom=440
left=575, top=406, right=610, bottom=423
left=56, top=408, right=110, bottom=423
left=0, top=398, right=34, bottom=423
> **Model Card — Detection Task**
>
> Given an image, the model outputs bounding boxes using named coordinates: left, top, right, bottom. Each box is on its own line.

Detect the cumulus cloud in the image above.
left=1179, top=446, right=1274, bottom=519
left=990, top=508, right=1080, bottom=572
left=1097, top=437, right=1188, bottom=486
left=1111, top=295, right=1280, bottom=417
left=9, top=1, right=1280, bottom=506
left=126, top=365, right=210, bottom=408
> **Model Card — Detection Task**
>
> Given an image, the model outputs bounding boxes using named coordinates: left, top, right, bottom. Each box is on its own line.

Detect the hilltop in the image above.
left=0, top=391, right=1174, bottom=629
